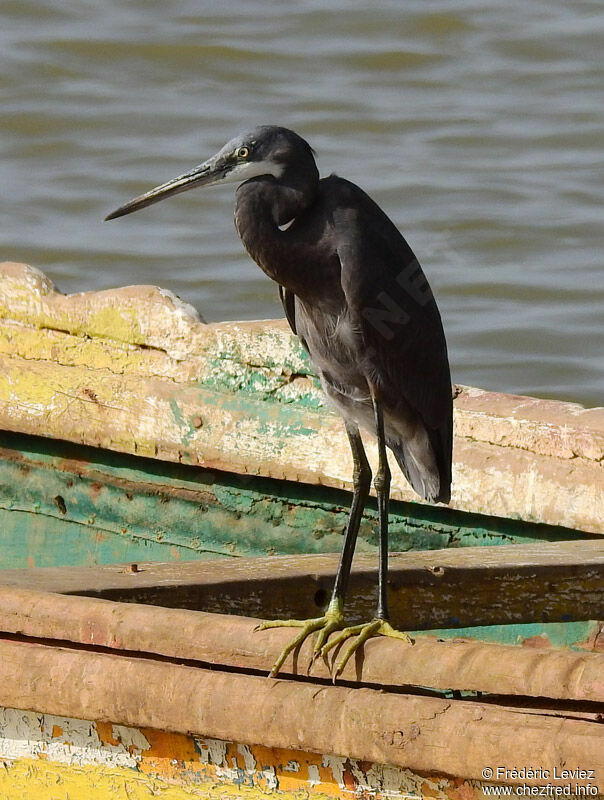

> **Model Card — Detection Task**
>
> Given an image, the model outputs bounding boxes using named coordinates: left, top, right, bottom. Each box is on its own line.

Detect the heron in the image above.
left=106, top=125, right=453, bottom=679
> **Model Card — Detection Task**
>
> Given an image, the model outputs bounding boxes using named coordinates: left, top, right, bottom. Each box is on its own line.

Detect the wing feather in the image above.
left=279, top=285, right=297, bottom=335
left=332, top=180, right=453, bottom=499
left=279, top=285, right=311, bottom=354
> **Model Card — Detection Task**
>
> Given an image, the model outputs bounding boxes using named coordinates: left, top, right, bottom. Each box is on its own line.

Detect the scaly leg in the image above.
left=321, top=389, right=412, bottom=679
left=256, top=422, right=371, bottom=677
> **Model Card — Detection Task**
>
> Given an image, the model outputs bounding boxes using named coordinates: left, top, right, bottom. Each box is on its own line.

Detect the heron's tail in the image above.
left=388, top=422, right=451, bottom=505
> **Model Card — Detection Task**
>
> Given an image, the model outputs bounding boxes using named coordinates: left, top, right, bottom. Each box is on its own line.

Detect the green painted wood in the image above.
left=0, top=430, right=591, bottom=570
left=0, top=510, right=215, bottom=568
left=412, top=620, right=601, bottom=652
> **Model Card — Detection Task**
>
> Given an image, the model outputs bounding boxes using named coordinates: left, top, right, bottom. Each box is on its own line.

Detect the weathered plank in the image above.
left=0, top=707, right=519, bottom=800
left=1, top=541, right=602, bottom=631
left=0, top=261, right=603, bottom=533
left=0, top=430, right=587, bottom=574
left=1, top=638, right=603, bottom=785
left=0, top=584, right=602, bottom=700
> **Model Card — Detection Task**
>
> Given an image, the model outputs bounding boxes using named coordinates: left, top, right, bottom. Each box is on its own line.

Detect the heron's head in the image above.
left=105, top=125, right=318, bottom=221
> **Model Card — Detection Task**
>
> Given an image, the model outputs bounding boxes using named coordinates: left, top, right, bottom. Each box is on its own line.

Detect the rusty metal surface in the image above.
left=0, top=584, right=603, bottom=702
left=0, top=637, right=602, bottom=786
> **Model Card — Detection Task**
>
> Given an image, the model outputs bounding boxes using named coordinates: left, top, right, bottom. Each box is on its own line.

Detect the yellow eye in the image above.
left=237, top=146, right=249, bottom=159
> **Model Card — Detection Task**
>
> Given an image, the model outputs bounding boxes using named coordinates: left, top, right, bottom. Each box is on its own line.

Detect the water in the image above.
left=2, top=0, right=603, bottom=407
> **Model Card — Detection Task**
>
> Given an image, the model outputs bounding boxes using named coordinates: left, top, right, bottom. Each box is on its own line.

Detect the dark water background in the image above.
left=2, top=0, right=603, bottom=406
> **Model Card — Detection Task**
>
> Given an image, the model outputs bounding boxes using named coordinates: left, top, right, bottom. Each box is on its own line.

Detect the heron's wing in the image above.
left=332, top=180, right=453, bottom=498
left=279, top=285, right=311, bottom=355
left=279, top=285, right=297, bottom=334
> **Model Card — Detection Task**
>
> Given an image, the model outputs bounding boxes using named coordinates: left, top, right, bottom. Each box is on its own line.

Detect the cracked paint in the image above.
left=0, top=708, right=403, bottom=797
left=1, top=261, right=602, bottom=537
left=0, top=705, right=600, bottom=800
left=0, top=708, right=147, bottom=768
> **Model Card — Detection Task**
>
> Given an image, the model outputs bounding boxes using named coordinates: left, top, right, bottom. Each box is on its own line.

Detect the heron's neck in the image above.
left=234, top=173, right=318, bottom=292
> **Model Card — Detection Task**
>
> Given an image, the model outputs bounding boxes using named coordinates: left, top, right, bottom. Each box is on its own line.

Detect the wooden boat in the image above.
left=0, top=261, right=603, bottom=799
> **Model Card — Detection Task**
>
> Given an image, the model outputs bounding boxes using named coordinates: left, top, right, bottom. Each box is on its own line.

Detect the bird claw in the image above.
left=255, top=598, right=345, bottom=677
left=255, top=605, right=412, bottom=680
left=327, top=619, right=413, bottom=681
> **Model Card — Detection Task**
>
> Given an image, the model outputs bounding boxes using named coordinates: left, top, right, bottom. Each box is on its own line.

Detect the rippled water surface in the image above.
left=2, top=0, right=603, bottom=406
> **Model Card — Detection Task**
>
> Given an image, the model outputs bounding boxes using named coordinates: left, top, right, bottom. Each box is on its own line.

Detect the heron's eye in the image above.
left=237, top=147, right=249, bottom=159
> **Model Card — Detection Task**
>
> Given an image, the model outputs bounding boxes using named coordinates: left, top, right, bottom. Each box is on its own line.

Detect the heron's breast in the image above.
left=295, top=301, right=370, bottom=401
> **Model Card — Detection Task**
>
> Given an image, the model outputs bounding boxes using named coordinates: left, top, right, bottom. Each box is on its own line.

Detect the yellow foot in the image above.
left=321, top=619, right=413, bottom=681
left=255, top=597, right=345, bottom=677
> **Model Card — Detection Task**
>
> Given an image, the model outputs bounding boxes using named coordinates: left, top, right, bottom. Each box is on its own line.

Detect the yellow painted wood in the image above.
left=0, top=260, right=603, bottom=532
left=2, top=705, right=603, bottom=800
left=0, top=706, right=486, bottom=800
left=0, top=759, right=212, bottom=800
left=0, top=757, right=450, bottom=800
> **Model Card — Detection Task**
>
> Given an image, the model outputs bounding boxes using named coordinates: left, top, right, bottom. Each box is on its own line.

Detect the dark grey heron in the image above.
left=106, top=125, right=453, bottom=678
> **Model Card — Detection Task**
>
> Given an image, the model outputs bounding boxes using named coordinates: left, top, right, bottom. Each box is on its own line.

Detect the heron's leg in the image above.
left=311, top=423, right=371, bottom=653
left=256, top=422, right=371, bottom=677
left=374, top=392, right=393, bottom=622
left=321, top=391, right=412, bottom=680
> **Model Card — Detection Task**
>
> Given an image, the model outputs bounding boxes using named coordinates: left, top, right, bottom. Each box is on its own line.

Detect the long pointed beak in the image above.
left=105, top=154, right=230, bottom=221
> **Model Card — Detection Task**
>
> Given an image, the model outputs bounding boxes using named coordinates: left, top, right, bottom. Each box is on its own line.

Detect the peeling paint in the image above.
left=0, top=705, right=601, bottom=800
left=1, top=261, right=602, bottom=536
left=238, top=743, right=257, bottom=775
left=0, top=708, right=146, bottom=768
left=308, top=764, right=321, bottom=787
left=5, top=429, right=573, bottom=576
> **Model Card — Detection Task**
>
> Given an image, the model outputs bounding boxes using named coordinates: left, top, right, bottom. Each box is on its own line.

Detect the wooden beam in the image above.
left=0, top=584, right=602, bottom=701
left=2, top=431, right=586, bottom=575
left=0, top=261, right=603, bottom=534
left=1, top=542, right=602, bottom=629
left=1, top=637, right=603, bottom=785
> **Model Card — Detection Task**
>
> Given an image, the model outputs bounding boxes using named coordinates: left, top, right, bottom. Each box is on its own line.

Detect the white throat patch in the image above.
left=227, top=159, right=284, bottom=184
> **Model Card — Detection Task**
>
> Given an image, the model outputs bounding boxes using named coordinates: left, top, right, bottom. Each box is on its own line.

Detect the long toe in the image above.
left=331, top=619, right=413, bottom=680
left=267, top=618, right=326, bottom=677
left=256, top=604, right=345, bottom=677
